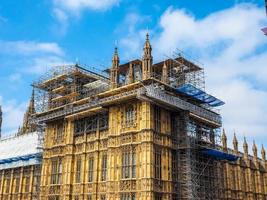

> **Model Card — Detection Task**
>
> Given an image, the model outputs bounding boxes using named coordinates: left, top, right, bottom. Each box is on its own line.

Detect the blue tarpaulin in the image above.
left=0, top=153, right=42, bottom=164
left=201, top=148, right=239, bottom=161
left=175, top=84, right=225, bottom=107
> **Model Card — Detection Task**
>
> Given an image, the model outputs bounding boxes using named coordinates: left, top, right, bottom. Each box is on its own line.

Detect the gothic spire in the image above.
left=29, top=89, right=36, bottom=114
left=233, top=132, right=238, bottom=152
left=162, top=61, right=168, bottom=84
left=142, top=32, right=153, bottom=80
left=261, top=144, right=266, bottom=161
left=252, top=140, right=258, bottom=158
left=243, top=137, right=248, bottom=156
left=111, top=46, right=120, bottom=89
left=20, top=88, right=37, bottom=135
left=112, top=46, right=120, bottom=67
left=144, top=32, right=152, bottom=51
left=221, top=129, right=227, bottom=150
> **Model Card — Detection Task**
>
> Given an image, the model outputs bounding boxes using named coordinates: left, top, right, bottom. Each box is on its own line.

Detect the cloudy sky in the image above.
left=0, top=0, right=266, bottom=153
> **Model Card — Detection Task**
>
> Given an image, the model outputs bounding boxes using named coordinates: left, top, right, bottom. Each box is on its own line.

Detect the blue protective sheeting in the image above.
left=0, top=153, right=42, bottom=165
left=175, top=84, right=225, bottom=107
left=201, top=148, right=239, bottom=161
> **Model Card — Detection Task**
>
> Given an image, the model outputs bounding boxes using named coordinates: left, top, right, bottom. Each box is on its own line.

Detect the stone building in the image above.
left=0, top=34, right=266, bottom=200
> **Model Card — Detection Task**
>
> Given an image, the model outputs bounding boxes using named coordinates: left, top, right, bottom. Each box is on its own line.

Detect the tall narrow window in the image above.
left=51, top=159, right=62, bottom=185
left=99, top=113, right=109, bottom=130
left=100, top=195, right=106, bottom=200
left=4, top=177, right=10, bottom=193
left=88, top=157, right=94, bottom=182
left=132, top=151, right=136, bottom=178
left=87, top=195, right=92, bottom=200
left=76, top=158, right=82, bottom=183
left=74, top=119, right=85, bottom=135
left=48, top=196, right=60, bottom=200
left=125, top=105, right=135, bottom=127
left=122, top=148, right=136, bottom=179
left=23, top=168, right=30, bottom=192
left=171, top=114, right=178, bottom=139
left=172, top=150, right=178, bottom=181
left=155, top=193, right=162, bottom=200
left=155, top=149, right=162, bottom=179
left=56, top=122, right=64, bottom=142
left=101, top=154, right=107, bottom=181
left=121, top=193, right=136, bottom=200
left=154, top=106, right=161, bottom=132
left=13, top=171, right=20, bottom=193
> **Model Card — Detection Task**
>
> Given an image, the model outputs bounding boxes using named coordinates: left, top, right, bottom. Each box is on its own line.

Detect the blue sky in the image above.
left=0, top=0, right=266, bottom=153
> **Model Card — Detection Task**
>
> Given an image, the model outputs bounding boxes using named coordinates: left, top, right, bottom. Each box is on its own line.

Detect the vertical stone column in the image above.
left=18, top=167, right=24, bottom=200
left=8, top=169, right=14, bottom=200
left=136, top=102, right=153, bottom=200
left=63, top=120, right=74, bottom=200
left=29, top=165, right=34, bottom=199
left=226, top=163, right=232, bottom=199
left=81, top=132, right=87, bottom=200
left=0, top=170, right=5, bottom=199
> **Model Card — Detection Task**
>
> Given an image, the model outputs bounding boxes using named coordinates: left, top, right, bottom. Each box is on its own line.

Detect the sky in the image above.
left=0, top=0, right=266, bottom=153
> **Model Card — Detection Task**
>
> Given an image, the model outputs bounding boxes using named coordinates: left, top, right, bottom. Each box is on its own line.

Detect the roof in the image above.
left=175, top=84, right=225, bottom=107
left=153, top=56, right=202, bottom=73
left=0, top=132, right=42, bottom=169
left=201, top=148, right=239, bottom=162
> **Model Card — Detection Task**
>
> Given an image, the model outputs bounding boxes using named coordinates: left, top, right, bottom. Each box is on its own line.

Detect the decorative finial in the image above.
left=146, top=32, right=149, bottom=41
left=233, top=132, right=238, bottom=151
left=252, top=140, right=258, bottom=158
left=142, top=30, right=153, bottom=80
left=111, top=46, right=120, bottom=88
left=112, top=46, right=119, bottom=64
left=114, top=46, right=118, bottom=54
left=221, top=128, right=227, bottom=149
left=243, top=136, right=248, bottom=155
left=144, top=32, right=152, bottom=50
left=261, top=144, right=266, bottom=161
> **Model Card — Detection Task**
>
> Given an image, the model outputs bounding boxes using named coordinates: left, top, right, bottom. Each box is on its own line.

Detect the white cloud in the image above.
left=52, top=8, right=69, bottom=35
left=119, top=3, right=267, bottom=147
left=53, top=0, right=120, bottom=12
left=155, top=4, right=266, bottom=56
left=25, top=56, right=70, bottom=75
left=0, top=41, right=64, bottom=56
left=117, top=13, right=151, bottom=59
left=51, top=0, right=120, bottom=34
left=0, top=96, right=27, bottom=137
left=0, top=40, right=67, bottom=75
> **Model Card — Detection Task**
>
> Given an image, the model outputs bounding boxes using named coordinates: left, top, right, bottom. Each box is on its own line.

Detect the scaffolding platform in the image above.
left=176, top=84, right=225, bottom=107
left=200, top=148, right=239, bottom=162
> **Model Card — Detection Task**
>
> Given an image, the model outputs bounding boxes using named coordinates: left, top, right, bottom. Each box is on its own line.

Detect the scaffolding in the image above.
left=30, top=52, right=232, bottom=200
left=33, top=64, right=110, bottom=113
left=173, top=111, right=223, bottom=200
